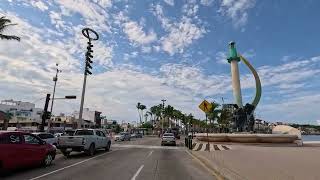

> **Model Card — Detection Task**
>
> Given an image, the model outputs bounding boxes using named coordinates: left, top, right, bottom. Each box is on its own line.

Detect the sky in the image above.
left=0, top=0, right=319, bottom=125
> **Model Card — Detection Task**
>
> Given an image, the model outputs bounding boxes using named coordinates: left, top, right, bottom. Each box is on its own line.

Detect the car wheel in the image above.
left=105, top=142, right=111, bottom=151
left=86, top=143, right=95, bottom=156
left=61, top=150, right=70, bottom=157
left=43, top=154, right=53, bottom=166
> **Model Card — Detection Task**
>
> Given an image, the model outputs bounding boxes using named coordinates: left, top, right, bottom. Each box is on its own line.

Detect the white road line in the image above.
left=131, top=165, right=144, bottom=180
left=193, top=143, right=200, bottom=150
left=147, top=150, right=153, bottom=158
left=203, top=143, right=210, bottom=151
left=28, top=150, right=118, bottom=180
left=210, top=144, right=215, bottom=152
left=217, top=144, right=224, bottom=151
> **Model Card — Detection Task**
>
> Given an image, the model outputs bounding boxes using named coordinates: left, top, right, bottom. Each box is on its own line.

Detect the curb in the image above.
left=185, top=150, right=225, bottom=180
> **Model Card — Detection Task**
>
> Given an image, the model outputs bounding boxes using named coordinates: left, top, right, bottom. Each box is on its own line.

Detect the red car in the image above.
left=0, top=131, right=56, bottom=173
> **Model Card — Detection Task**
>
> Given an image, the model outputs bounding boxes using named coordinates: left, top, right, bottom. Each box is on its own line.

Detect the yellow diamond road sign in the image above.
left=199, top=100, right=212, bottom=113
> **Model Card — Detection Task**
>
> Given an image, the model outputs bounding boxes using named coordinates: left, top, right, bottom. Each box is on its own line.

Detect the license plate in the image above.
left=66, top=148, right=72, bottom=152
left=167, top=141, right=171, bottom=142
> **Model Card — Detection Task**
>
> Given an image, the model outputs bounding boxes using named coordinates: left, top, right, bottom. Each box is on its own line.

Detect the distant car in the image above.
left=54, top=133, right=63, bottom=137
left=136, top=133, right=143, bottom=138
left=161, top=133, right=176, bottom=146
left=33, top=132, right=58, bottom=146
left=114, top=132, right=131, bottom=141
left=130, top=133, right=137, bottom=138
left=0, top=131, right=56, bottom=173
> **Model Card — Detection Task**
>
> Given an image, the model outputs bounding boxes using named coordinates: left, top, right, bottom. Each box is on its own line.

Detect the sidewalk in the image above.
left=191, top=143, right=320, bottom=180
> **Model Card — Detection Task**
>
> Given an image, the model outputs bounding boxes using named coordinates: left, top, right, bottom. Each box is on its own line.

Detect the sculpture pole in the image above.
left=227, top=42, right=243, bottom=108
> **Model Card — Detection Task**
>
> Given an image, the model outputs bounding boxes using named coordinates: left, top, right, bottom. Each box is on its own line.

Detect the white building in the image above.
left=0, top=99, right=43, bottom=131
left=72, top=108, right=102, bottom=128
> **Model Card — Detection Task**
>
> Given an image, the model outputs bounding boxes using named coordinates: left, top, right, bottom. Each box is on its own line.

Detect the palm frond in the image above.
left=0, top=34, right=20, bottom=41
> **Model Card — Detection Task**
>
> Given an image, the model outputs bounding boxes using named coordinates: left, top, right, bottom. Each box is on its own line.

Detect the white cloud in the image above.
left=317, top=120, right=320, bottom=125
left=115, top=13, right=157, bottom=45
left=30, top=0, right=49, bottom=11
left=161, top=17, right=206, bottom=55
left=218, top=0, right=256, bottom=27
left=200, top=0, right=214, bottom=6
left=55, top=0, right=112, bottom=32
left=151, top=4, right=206, bottom=55
left=123, top=21, right=157, bottom=45
left=164, top=0, right=175, bottom=6
left=216, top=51, right=228, bottom=64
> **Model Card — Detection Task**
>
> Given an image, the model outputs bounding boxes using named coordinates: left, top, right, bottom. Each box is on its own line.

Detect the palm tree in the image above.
left=140, top=104, right=146, bottom=123
left=1, top=111, right=13, bottom=130
left=0, top=16, right=20, bottom=41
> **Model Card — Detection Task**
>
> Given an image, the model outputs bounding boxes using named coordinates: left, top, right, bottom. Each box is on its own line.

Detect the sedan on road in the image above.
left=114, top=132, right=131, bottom=141
left=161, top=133, right=176, bottom=146
left=0, top=131, right=56, bottom=173
left=33, top=132, right=58, bottom=146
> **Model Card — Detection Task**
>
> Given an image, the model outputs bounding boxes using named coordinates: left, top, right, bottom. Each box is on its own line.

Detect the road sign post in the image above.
left=199, top=100, right=214, bottom=151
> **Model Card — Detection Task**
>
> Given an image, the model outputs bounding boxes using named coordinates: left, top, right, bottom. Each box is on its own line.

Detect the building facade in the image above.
left=0, top=99, right=42, bottom=131
left=72, top=108, right=102, bottom=128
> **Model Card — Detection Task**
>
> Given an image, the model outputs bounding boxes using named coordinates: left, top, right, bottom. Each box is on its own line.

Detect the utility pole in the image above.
left=161, top=99, right=166, bottom=133
left=48, top=63, right=62, bottom=131
left=40, top=94, right=51, bottom=132
left=78, top=28, right=99, bottom=129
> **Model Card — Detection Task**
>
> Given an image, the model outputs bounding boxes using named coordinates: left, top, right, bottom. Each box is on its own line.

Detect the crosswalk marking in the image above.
left=192, top=143, right=232, bottom=152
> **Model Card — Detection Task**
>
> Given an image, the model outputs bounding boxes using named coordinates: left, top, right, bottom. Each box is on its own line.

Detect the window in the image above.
left=100, top=131, right=106, bottom=137
left=75, top=130, right=94, bottom=136
left=9, top=134, right=22, bottom=144
left=23, top=134, right=41, bottom=145
left=0, top=134, right=22, bottom=144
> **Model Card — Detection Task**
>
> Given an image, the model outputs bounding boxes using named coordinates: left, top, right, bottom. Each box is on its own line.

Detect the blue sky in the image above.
left=0, top=0, right=319, bottom=124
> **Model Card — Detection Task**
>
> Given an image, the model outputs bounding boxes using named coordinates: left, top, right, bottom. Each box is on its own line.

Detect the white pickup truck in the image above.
left=57, top=129, right=111, bottom=157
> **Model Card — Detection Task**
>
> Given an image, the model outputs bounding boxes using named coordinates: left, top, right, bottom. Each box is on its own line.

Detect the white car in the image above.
left=57, top=129, right=111, bottom=157
left=32, top=132, right=58, bottom=146
left=161, top=133, right=176, bottom=146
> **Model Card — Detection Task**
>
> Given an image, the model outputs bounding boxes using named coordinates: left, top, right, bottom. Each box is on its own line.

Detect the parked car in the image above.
left=130, top=133, right=137, bottom=138
left=114, top=132, right=131, bottom=141
left=63, top=129, right=76, bottom=136
left=57, top=129, right=111, bottom=157
left=0, top=131, right=56, bottom=173
left=136, top=133, right=143, bottom=138
left=161, top=133, right=176, bottom=146
left=33, top=132, right=58, bottom=146
left=54, top=133, right=63, bottom=137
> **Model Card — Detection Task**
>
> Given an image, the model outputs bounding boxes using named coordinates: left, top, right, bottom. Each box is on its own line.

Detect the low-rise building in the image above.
left=0, top=99, right=42, bottom=131
left=72, top=108, right=102, bottom=128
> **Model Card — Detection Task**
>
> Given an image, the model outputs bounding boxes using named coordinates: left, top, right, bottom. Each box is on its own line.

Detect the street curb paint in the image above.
left=185, top=150, right=225, bottom=180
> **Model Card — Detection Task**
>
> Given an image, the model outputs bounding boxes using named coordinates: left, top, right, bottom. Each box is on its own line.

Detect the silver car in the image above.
left=33, top=132, right=58, bottom=146
left=114, top=132, right=131, bottom=141
left=161, top=133, right=176, bottom=146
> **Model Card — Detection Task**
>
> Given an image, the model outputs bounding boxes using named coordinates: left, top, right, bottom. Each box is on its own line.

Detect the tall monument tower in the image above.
left=227, top=41, right=243, bottom=108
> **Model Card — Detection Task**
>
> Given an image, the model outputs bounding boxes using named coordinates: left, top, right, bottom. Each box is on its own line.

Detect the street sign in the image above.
left=198, top=100, right=212, bottom=113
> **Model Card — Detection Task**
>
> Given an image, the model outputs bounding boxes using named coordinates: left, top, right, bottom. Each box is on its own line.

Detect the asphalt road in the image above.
left=2, top=137, right=216, bottom=180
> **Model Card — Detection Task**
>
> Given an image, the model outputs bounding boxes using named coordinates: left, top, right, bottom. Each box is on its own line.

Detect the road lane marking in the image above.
left=185, top=150, right=223, bottom=180
left=147, top=150, right=153, bottom=158
left=112, top=144, right=183, bottom=150
left=28, top=150, right=118, bottom=180
left=131, top=165, right=144, bottom=180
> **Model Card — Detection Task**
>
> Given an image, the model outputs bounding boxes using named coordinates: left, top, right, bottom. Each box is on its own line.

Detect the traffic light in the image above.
left=85, top=41, right=94, bottom=75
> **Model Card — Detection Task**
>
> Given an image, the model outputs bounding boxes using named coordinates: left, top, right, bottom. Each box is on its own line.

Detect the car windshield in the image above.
left=75, top=130, right=94, bottom=136
left=163, top=133, right=174, bottom=137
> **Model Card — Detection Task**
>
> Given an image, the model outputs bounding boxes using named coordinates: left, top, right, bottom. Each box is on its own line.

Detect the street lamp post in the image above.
left=161, top=99, right=166, bottom=133
left=48, top=63, right=62, bottom=131
left=78, top=28, right=99, bottom=129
